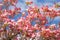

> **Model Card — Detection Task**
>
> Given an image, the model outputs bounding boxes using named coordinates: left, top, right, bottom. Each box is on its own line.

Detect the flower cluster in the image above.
left=0, top=0, right=60, bottom=40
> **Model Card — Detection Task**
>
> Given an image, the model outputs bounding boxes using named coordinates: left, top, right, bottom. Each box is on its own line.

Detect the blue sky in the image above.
left=14, top=0, right=60, bottom=10
left=15, top=0, right=60, bottom=25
